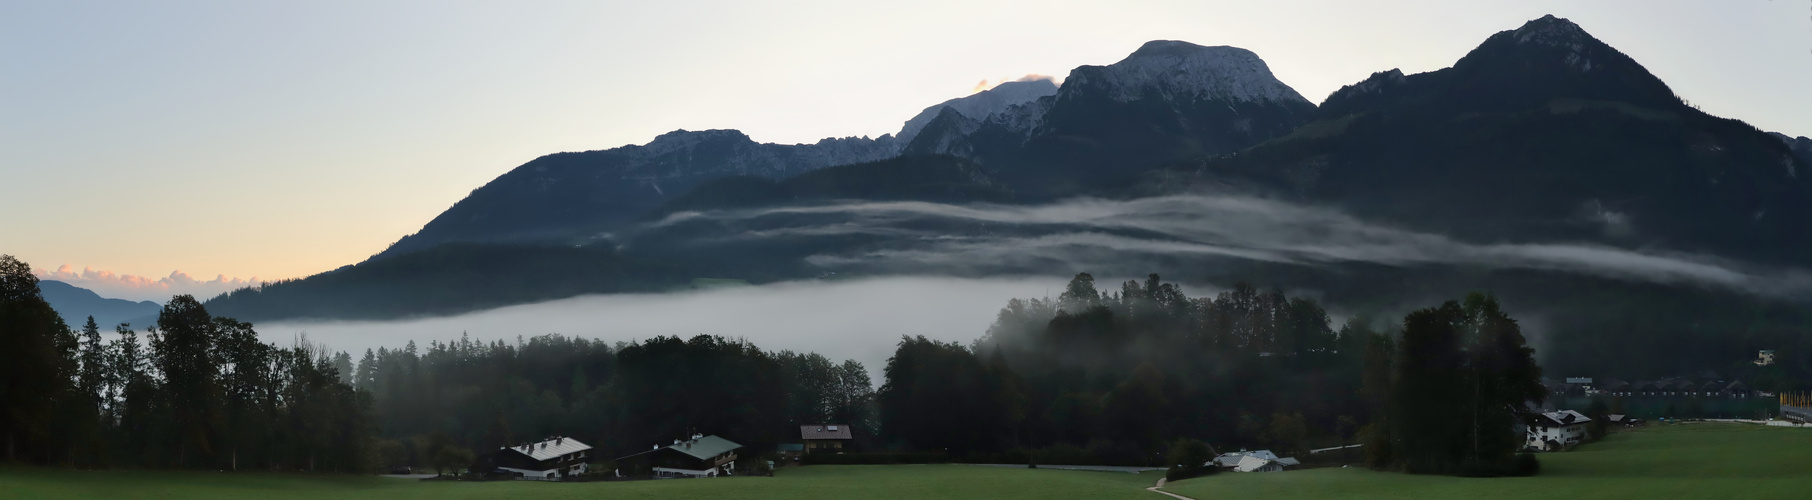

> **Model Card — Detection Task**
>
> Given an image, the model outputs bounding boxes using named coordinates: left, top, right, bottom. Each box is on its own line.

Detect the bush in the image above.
left=1164, top=438, right=1215, bottom=482
left=751, top=459, right=774, bottom=476
left=1511, top=453, right=1541, bottom=477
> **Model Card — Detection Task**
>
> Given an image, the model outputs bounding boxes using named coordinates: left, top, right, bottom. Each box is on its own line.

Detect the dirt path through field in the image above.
left=1146, top=477, right=1197, bottom=500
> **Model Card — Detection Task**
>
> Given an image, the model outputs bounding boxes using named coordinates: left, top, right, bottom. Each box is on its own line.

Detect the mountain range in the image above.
left=206, top=13, right=1812, bottom=376
left=38, top=280, right=161, bottom=330
left=1165, top=15, right=1812, bottom=267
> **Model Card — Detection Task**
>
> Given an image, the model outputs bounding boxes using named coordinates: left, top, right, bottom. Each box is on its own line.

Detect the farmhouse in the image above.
left=800, top=424, right=853, bottom=453
left=1233, top=454, right=1299, bottom=473
left=1525, top=410, right=1591, bottom=451
left=1212, top=449, right=1298, bottom=472
left=1601, top=379, right=1631, bottom=396
left=477, top=436, right=591, bottom=479
left=616, top=434, right=743, bottom=478
left=1723, top=380, right=1751, bottom=398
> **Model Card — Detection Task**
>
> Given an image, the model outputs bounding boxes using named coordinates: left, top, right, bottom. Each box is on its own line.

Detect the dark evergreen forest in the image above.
left=0, top=254, right=1614, bottom=477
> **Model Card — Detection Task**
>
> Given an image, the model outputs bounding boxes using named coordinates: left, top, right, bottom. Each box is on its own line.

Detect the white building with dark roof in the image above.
left=1525, top=410, right=1591, bottom=451
left=1213, top=449, right=1297, bottom=472
left=481, top=436, right=592, bottom=479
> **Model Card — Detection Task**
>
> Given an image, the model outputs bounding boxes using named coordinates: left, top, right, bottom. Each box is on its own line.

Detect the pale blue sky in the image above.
left=2, top=0, right=1807, bottom=300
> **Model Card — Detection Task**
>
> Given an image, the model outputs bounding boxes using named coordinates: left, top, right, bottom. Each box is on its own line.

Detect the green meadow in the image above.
left=5, top=423, right=1808, bottom=500
left=1165, top=423, right=1812, bottom=500
left=0, top=463, right=1156, bottom=500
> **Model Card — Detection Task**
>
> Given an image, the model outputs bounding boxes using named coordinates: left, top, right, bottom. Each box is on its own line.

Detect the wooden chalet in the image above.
left=617, top=434, right=742, bottom=478
left=476, top=436, right=592, bottom=479
left=800, top=424, right=853, bottom=453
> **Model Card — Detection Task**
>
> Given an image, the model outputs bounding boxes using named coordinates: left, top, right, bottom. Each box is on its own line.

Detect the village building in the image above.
left=1601, top=379, right=1631, bottom=397
left=1757, top=350, right=1776, bottom=366
left=476, top=436, right=592, bottom=479
left=1563, top=377, right=1593, bottom=397
left=1525, top=410, right=1591, bottom=451
left=1212, top=449, right=1297, bottom=472
left=800, top=424, right=853, bottom=453
left=1724, top=380, right=1751, bottom=398
left=616, top=434, right=743, bottom=478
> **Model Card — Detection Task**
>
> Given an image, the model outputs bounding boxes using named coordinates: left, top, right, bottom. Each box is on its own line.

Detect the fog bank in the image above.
left=258, top=276, right=1065, bottom=379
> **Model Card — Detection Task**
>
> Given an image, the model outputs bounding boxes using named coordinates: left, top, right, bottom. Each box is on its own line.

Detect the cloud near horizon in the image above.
left=34, top=264, right=265, bottom=302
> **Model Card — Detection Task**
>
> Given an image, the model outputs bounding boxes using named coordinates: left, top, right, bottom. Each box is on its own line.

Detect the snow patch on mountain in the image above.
left=897, top=78, right=1058, bottom=144
left=1069, top=41, right=1310, bottom=104
left=1513, top=15, right=1592, bottom=47
left=622, top=129, right=899, bottom=179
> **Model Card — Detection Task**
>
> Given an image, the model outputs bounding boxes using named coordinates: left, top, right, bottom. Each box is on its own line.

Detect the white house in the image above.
left=1525, top=410, right=1591, bottom=451
left=1212, top=449, right=1276, bottom=467
left=484, top=436, right=592, bottom=479
left=1213, top=449, right=1298, bottom=472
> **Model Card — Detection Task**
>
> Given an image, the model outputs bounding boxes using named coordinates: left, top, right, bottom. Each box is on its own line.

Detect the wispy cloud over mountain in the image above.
left=34, top=265, right=264, bottom=303
left=653, top=194, right=1812, bottom=298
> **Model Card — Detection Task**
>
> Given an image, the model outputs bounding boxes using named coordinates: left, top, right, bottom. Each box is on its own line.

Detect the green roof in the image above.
left=668, top=435, right=741, bottom=460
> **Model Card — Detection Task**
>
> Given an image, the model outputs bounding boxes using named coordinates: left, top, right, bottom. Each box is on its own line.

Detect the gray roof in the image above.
left=1233, top=455, right=1295, bottom=472
left=801, top=424, right=854, bottom=440
left=666, top=435, right=742, bottom=460
left=504, top=436, right=591, bottom=462
left=1535, top=410, right=1592, bottom=427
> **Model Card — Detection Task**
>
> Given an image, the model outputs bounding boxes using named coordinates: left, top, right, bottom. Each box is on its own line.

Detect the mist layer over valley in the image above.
left=256, top=276, right=1067, bottom=380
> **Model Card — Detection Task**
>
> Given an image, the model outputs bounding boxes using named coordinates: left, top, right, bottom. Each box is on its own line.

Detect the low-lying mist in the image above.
left=258, top=276, right=1065, bottom=378
left=654, top=194, right=1812, bottom=298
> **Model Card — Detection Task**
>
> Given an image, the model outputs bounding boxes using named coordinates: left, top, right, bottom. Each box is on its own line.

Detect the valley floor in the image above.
left=1164, top=423, right=1812, bottom=500
left=0, top=462, right=1157, bottom=500
left=5, top=423, right=1807, bottom=500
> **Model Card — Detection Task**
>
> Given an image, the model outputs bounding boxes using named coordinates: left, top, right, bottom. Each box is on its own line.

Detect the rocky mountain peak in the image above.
left=897, top=78, right=1058, bottom=144
left=638, top=129, right=753, bottom=156
left=1512, top=14, right=1593, bottom=48
left=1066, top=41, right=1309, bottom=105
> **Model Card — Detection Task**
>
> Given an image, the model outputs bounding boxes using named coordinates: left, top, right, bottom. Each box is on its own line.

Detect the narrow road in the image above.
left=1146, top=477, right=1198, bottom=500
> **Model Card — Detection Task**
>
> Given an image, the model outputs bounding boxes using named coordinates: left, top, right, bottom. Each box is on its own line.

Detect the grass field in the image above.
left=6, top=423, right=1808, bottom=499
left=1165, top=423, right=1812, bottom=500
left=0, top=463, right=1157, bottom=500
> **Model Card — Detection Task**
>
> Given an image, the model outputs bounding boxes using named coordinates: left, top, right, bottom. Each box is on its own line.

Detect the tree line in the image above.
left=876, top=273, right=1542, bottom=475
left=7, top=255, right=1541, bottom=477
left=3, top=255, right=879, bottom=471
left=0, top=255, right=369, bottom=470
left=351, top=332, right=876, bottom=470
left=876, top=273, right=1369, bottom=464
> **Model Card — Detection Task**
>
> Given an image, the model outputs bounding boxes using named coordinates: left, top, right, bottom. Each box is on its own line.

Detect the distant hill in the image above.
left=907, top=41, right=1318, bottom=197
left=376, top=40, right=1313, bottom=261
left=1165, top=15, right=1812, bottom=267
left=209, top=15, right=1812, bottom=344
left=1771, top=132, right=1812, bottom=167
left=38, top=280, right=160, bottom=329
left=652, top=154, right=1010, bottom=215
left=205, top=244, right=687, bottom=321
